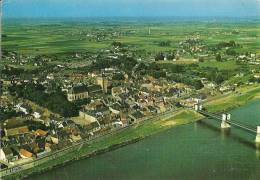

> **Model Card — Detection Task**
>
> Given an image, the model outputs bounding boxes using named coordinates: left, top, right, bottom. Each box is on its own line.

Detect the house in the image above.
left=67, top=84, right=88, bottom=102
left=119, top=112, right=128, bottom=126
left=78, top=111, right=97, bottom=125
left=85, top=99, right=104, bottom=111
left=129, top=111, right=145, bottom=123
left=85, top=106, right=111, bottom=124
left=155, top=102, right=166, bottom=113
left=30, top=142, right=40, bottom=154
left=15, top=103, right=28, bottom=114
left=5, top=126, right=29, bottom=136
left=254, top=73, right=260, bottom=79
left=70, top=134, right=82, bottom=142
left=45, top=143, right=52, bottom=152
left=33, top=112, right=41, bottom=119
left=112, top=121, right=123, bottom=128
left=219, top=86, right=234, bottom=94
left=73, top=108, right=105, bottom=131
left=109, top=102, right=122, bottom=115
left=87, top=84, right=102, bottom=95
left=34, top=129, right=48, bottom=137
left=19, top=148, right=33, bottom=158
left=0, top=149, right=6, bottom=161
left=1, top=147, right=18, bottom=163
left=51, top=136, right=59, bottom=144
left=85, top=121, right=101, bottom=134
left=111, top=87, right=124, bottom=97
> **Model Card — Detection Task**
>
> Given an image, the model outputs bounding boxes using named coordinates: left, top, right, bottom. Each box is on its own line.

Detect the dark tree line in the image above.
left=9, top=83, right=79, bottom=117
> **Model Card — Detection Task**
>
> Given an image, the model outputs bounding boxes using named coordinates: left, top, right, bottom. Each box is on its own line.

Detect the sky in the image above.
left=2, top=0, right=260, bottom=18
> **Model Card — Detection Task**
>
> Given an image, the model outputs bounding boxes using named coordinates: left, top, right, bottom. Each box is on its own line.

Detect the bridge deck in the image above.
left=198, top=110, right=257, bottom=134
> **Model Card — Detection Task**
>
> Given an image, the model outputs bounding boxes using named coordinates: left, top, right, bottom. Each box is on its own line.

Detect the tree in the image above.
left=216, top=54, right=222, bottom=61
left=198, top=57, right=204, bottom=62
left=158, top=41, right=171, bottom=47
left=155, top=52, right=164, bottom=61
left=167, top=53, right=175, bottom=60
left=226, top=48, right=237, bottom=56
left=229, top=40, right=236, bottom=47
left=193, top=80, right=204, bottom=90
left=11, top=83, right=79, bottom=117
left=111, top=41, right=123, bottom=47
left=215, top=74, right=225, bottom=84
left=113, top=73, right=125, bottom=81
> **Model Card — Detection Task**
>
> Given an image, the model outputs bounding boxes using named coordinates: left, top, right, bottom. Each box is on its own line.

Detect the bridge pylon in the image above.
left=255, top=126, right=260, bottom=143
left=221, top=113, right=231, bottom=129
left=194, top=103, right=202, bottom=111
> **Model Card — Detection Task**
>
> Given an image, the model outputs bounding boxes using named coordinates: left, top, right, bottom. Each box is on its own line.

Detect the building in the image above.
left=19, top=149, right=33, bottom=159
left=79, top=111, right=97, bottom=124
left=75, top=111, right=101, bottom=133
left=111, top=87, right=124, bottom=97
left=4, top=126, right=29, bottom=137
left=67, top=84, right=88, bottom=102
left=87, top=84, right=103, bottom=96
left=96, top=76, right=109, bottom=93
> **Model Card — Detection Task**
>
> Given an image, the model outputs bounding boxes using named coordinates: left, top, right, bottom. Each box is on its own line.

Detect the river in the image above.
left=27, top=100, right=260, bottom=180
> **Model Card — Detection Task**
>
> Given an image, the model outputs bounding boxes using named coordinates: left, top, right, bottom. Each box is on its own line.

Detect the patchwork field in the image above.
left=2, top=18, right=260, bottom=55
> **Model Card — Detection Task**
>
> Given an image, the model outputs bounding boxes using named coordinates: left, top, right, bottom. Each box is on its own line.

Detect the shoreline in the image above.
left=204, top=84, right=260, bottom=113
left=23, top=137, right=144, bottom=179
left=2, top=84, right=260, bottom=180
left=2, top=109, right=202, bottom=180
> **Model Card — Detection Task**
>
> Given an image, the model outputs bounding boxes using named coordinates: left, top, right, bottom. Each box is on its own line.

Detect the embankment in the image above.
left=3, top=109, right=202, bottom=180
left=205, top=84, right=260, bottom=112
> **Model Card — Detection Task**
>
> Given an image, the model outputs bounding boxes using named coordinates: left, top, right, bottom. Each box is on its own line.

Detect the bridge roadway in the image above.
left=198, top=110, right=257, bottom=134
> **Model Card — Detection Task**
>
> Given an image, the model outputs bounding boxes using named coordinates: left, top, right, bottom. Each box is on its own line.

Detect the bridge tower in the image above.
left=221, top=113, right=231, bottom=129
left=255, top=126, right=260, bottom=143
left=194, top=103, right=202, bottom=111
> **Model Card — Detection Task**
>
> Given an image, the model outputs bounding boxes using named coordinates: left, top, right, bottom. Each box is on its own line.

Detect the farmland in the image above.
left=2, top=18, right=260, bottom=55
left=1, top=17, right=260, bottom=180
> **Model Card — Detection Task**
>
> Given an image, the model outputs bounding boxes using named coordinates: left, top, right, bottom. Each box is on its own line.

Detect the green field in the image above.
left=205, top=85, right=260, bottom=112
left=199, top=60, right=239, bottom=70
left=3, top=19, right=260, bottom=55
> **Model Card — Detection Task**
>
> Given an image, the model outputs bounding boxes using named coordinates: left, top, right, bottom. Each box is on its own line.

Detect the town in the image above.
left=1, top=20, right=260, bottom=177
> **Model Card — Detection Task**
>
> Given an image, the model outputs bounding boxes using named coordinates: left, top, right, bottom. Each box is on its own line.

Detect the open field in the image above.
left=199, top=60, right=240, bottom=70
left=3, top=18, right=260, bottom=55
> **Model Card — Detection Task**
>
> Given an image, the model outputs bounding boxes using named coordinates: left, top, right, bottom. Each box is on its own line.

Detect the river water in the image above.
left=28, top=100, right=260, bottom=180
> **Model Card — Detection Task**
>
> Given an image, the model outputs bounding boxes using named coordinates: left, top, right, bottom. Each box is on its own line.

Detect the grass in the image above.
left=5, top=109, right=202, bottom=179
left=199, top=60, right=239, bottom=70
left=83, top=109, right=202, bottom=145
left=2, top=20, right=259, bottom=55
left=205, top=84, right=260, bottom=112
left=224, top=74, right=251, bottom=86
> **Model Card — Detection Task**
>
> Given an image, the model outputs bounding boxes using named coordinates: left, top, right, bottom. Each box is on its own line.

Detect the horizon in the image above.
left=3, top=16, right=260, bottom=25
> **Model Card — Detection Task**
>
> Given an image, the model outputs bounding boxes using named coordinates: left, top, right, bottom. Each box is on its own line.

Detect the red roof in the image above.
left=20, top=149, right=33, bottom=158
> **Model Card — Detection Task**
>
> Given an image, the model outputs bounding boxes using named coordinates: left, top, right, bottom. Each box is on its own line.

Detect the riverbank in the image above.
left=30, top=99, right=260, bottom=180
left=3, top=84, right=260, bottom=180
left=3, top=109, right=203, bottom=180
left=205, top=84, right=260, bottom=113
